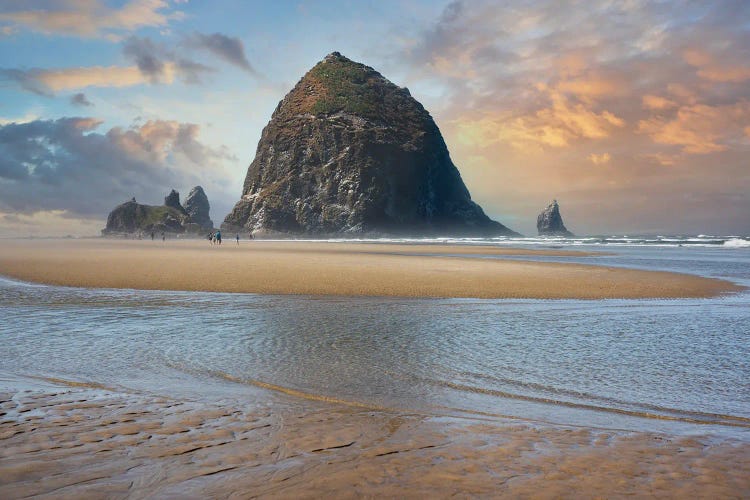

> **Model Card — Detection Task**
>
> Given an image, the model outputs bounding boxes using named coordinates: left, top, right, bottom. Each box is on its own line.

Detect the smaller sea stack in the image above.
left=537, top=200, right=574, bottom=237
left=102, top=187, right=214, bottom=236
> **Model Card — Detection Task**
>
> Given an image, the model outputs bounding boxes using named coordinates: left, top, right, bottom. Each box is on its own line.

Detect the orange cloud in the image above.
left=683, top=49, right=750, bottom=83
left=557, top=76, right=624, bottom=99
left=642, top=153, right=678, bottom=167
left=455, top=88, right=625, bottom=150
left=0, top=0, right=182, bottom=40
left=106, top=120, right=216, bottom=168
left=642, top=95, right=677, bottom=110
left=589, top=153, right=611, bottom=165
left=431, top=55, right=477, bottom=79
left=35, top=64, right=175, bottom=92
left=637, top=103, right=750, bottom=154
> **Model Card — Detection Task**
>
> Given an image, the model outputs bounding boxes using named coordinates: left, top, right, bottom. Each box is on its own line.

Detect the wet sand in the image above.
left=0, top=238, right=741, bottom=299
left=1, top=378, right=748, bottom=498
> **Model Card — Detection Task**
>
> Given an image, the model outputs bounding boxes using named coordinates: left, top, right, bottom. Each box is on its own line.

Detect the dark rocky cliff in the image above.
left=184, top=186, right=213, bottom=230
left=537, top=200, right=574, bottom=236
left=222, top=52, right=517, bottom=237
left=164, top=189, right=187, bottom=214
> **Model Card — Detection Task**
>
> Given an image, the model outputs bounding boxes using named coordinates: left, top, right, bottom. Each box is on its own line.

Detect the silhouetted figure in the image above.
left=161, top=231, right=165, bottom=242
left=236, top=233, right=240, bottom=245
left=151, top=231, right=154, bottom=241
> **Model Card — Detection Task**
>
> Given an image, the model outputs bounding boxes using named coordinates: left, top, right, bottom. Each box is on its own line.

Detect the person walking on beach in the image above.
left=215, top=230, right=222, bottom=245
left=151, top=231, right=154, bottom=241
left=236, top=233, right=240, bottom=245
left=161, top=231, right=165, bottom=242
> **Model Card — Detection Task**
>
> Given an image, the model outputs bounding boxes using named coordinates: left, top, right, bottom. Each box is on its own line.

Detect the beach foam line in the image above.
left=202, top=369, right=750, bottom=430
left=206, top=370, right=397, bottom=411
left=24, top=374, right=124, bottom=393
left=428, top=378, right=750, bottom=428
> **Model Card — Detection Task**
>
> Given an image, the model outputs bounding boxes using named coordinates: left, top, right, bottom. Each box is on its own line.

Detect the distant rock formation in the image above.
left=164, top=189, right=187, bottom=214
left=222, top=51, right=518, bottom=237
left=537, top=200, right=574, bottom=237
left=102, top=187, right=214, bottom=236
left=184, top=186, right=213, bottom=230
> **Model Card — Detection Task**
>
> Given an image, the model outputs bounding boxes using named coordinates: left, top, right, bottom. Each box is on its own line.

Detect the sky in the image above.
left=0, top=0, right=748, bottom=237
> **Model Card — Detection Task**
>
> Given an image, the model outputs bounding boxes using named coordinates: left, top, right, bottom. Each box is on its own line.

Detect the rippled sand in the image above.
left=1, top=379, right=748, bottom=498
left=0, top=238, right=741, bottom=298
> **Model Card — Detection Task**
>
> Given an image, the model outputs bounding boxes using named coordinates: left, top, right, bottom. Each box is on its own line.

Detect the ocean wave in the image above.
left=724, top=238, right=750, bottom=248
left=299, top=235, right=750, bottom=248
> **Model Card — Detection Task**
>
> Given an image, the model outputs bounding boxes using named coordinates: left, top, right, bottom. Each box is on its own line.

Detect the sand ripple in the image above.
left=1, top=381, right=748, bottom=498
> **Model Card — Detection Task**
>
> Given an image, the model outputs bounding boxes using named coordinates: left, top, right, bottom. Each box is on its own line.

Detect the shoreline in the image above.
left=1, top=375, right=748, bottom=498
left=0, top=239, right=742, bottom=299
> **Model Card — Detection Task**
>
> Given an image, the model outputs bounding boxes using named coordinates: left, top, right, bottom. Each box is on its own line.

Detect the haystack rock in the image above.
left=222, top=51, right=518, bottom=237
left=184, top=186, right=213, bottom=230
left=537, top=200, right=574, bottom=237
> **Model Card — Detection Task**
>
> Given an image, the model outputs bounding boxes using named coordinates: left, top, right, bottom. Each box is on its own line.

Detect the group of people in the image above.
left=207, top=230, right=255, bottom=245
left=207, top=230, right=223, bottom=245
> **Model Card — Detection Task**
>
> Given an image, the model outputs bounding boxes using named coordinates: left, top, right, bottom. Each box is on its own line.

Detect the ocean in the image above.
left=1, top=235, right=748, bottom=440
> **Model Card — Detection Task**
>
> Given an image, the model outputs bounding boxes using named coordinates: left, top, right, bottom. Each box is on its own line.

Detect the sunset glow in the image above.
left=1, top=1, right=748, bottom=236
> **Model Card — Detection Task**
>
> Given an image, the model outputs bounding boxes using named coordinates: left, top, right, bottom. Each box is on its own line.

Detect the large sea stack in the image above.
left=537, top=200, right=574, bottom=237
left=222, top=52, right=517, bottom=237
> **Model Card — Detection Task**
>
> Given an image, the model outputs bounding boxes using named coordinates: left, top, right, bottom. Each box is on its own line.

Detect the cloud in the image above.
left=1, top=55, right=211, bottom=95
left=683, top=49, right=750, bottom=83
left=70, top=92, right=93, bottom=107
left=637, top=102, right=750, bottom=154
left=185, top=32, right=258, bottom=75
left=123, top=36, right=166, bottom=80
left=454, top=88, right=625, bottom=150
left=642, top=95, right=677, bottom=111
left=123, top=36, right=214, bottom=84
left=0, top=0, right=183, bottom=40
left=393, top=0, right=750, bottom=234
left=588, top=153, right=610, bottom=165
left=1, top=65, right=169, bottom=95
left=0, top=117, right=233, bottom=219
left=2, top=32, right=246, bottom=96
left=0, top=210, right=103, bottom=238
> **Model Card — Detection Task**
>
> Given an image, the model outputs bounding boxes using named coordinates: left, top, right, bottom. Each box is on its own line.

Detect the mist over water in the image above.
left=1, top=240, right=748, bottom=439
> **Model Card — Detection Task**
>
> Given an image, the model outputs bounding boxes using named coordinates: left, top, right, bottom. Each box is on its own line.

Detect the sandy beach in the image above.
left=1, top=377, right=748, bottom=499
left=0, top=238, right=741, bottom=299
left=1, top=239, right=748, bottom=498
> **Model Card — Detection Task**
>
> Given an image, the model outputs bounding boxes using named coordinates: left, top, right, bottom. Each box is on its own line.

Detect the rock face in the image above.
left=222, top=52, right=517, bottom=237
left=537, top=200, right=574, bottom=237
left=184, top=186, right=213, bottom=230
left=102, top=188, right=214, bottom=236
left=164, top=189, right=187, bottom=214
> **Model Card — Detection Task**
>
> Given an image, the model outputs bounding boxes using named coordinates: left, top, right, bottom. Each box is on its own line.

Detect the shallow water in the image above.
left=1, top=240, right=748, bottom=439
